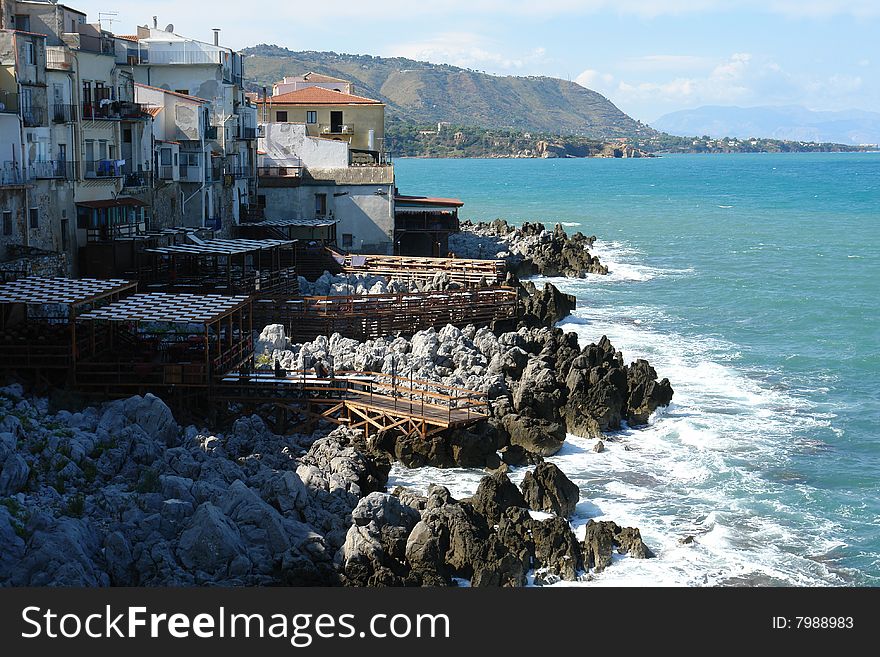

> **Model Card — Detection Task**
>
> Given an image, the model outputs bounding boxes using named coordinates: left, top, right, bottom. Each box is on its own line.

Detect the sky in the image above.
left=67, top=0, right=878, bottom=123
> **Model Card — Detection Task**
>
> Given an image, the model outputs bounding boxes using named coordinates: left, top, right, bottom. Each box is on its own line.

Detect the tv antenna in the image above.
left=98, top=11, right=119, bottom=31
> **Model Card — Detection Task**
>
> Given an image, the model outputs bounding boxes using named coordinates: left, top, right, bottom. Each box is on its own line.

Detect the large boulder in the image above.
left=531, top=516, right=582, bottom=582
left=513, top=358, right=564, bottom=421
left=520, top=462, right=580, bottom=518
left=626, top=359, right=674, bottom=426
left=582, top=520, right=653, bottom=573
left=177, top=502, right=247, bottom=577
left=467, top=471, right=527, bottom=526
left=502, top=414, right=566, bottom=457
left=0, top=453, right=29, bottom=495
left=256, top=324, right=289, bottom=353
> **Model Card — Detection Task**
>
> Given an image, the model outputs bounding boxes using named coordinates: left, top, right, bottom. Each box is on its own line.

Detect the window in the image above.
left=342, top=233, right=353, bottom=249
left=276, top=110, right=288, bottom=122
left=2, top=212, right=12, bottom=236
left=306, top=111, right=317, bottom=124
left=29, top=208, right=38, bottom=229
left=24, top=41, right=36, bottom=65
left=61, top=218, right=69, bottom=251
left=123, top=128, right=132, bottom=143
left=160, top=148, right=172, bottom=166
left=257, top=194, right=266, bottom=208
left=315, top=193, right=327, bottom=217
left=14, top=15, right=31, bottom=32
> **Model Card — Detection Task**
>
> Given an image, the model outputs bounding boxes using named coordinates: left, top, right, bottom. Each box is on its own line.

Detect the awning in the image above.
left=76, top=197, right=147, bottom=210
left=394, top=195, right=464, bottom=209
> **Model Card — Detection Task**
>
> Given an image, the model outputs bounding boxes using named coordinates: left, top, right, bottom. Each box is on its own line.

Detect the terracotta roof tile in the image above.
left=264, top=87, right=382, bottom=106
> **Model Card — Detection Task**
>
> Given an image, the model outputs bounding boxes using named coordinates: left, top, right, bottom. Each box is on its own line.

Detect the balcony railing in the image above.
left=257, top=163, right=303, bottom=178
left=86, top=221, right=146, bottom=243
left=0, top=92, right=19, bottom=114
left=179, top=164, right=203, bottom=183
left=30, top=160, right=75, bottom=180
left=159, top=165, right=176, bottom=181
left=320, top=123, right=354, bottom=135
left=21, top=106, right=46, bottom=128
left=238, top=126, right=257, bottom=140
left=205, top=126, right=218, bottom=140
left=0, top=162, right=25, bottom=186
left=123, top=171, right=151, bottom=188
left=84, top=160, right=124, bottom=178
left=139, top=49, right=223, bottom=66
left=226, top=166, right=252, bottom=179
left=82, top=101, right=145, bottom=121
left=46, top=48, right=75, bottom=71
left=52, top=103, right=77, bottom=123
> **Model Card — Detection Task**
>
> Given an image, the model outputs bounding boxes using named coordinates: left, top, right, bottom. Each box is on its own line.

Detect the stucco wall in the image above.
left=260, top=122, right=348, bottom=168
left=266, top=103, right=384, bottom=151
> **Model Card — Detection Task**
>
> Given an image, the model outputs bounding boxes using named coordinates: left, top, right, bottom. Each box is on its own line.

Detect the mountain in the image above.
left=242, top=46, right=656, bottom=140
left=652, top=105, right=880, bottom=145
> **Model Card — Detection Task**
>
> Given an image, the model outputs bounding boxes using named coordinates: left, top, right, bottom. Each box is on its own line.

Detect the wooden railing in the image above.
left=255, top=287, right=519, bottom=342
left=337, top=252, right=506, bottom=287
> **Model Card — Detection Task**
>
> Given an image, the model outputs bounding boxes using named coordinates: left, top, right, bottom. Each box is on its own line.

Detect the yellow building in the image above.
left=259, top=87, right=384, bottom=153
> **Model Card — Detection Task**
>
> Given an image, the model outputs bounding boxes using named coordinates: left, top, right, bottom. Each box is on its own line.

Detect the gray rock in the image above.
left=520, top=462, right=580, bottom=518
left=0, top=453, right=29, bottom=495
left=177, top=502, right=247, bottom=575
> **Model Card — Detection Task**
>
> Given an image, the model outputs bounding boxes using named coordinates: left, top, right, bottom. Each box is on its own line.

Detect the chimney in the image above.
left=213, top=29, right=220, bottom=46
left=152, top=16, right=158, bottom=28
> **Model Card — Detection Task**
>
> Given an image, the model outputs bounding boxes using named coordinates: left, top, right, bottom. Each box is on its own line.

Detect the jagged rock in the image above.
left=626, top=360, right=674, bottom=426
left=0, top=453, right=29, bottom=495
left=520, top=463, right=580, bottom=518
left=513, top=357, right=564, bottom=421
left=502, top=414, right=566, bottom=457
left=468, top=471, right=527, bottom=526
left=177, top=502, right=247, bottom=576
left=342, top=492, right=421, bottom=585
left=519, top=281, right=577, bottom=328
left=405, top=500, right=489, bottom=584
left=582, top=520, right=653, bottom=572
left=593, top=440, right=605, bottom=453
left=531, top=516, right=581, bottom=581
left=256, top=324, right=289, bottom=353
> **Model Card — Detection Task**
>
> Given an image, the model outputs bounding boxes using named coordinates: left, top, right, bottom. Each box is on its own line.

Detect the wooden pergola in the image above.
left=0, top=277, right=137, bottom=372
left=136, top=238, right=299, bottom=298
left=74, top=293, right=253, bottom=390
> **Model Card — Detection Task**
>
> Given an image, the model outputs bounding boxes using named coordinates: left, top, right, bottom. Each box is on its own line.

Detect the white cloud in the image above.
left=384, top=33, right=547, bottom=71
left=618, top=55, right=712, bottom=72
left=576, top=69, right=614, bottom=89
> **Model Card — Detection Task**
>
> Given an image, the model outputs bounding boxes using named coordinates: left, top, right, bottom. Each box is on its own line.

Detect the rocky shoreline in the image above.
left=0, top=221, right=674, bottom=588
left=450, top=219, right=609, bottom=278
left=0, top=321, right=671, bottom=587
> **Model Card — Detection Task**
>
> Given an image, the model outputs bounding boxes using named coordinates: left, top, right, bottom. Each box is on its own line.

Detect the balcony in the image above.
left=139, top=49, right=223, bottom=66
left=30, top=160, right=75, bottom=180
left=226, top=166, right=252, bottom=180
left=320, top=123, right=355, bottom=136
left=46, top=48, right=75, bottom=71
left=159, top=165, right=177, bottom=181
left=179, top=164, right=204, bottom=183
left=123, top=172, right=151, bottom=189
left=205, top=126, right=219, bottom=140
left=84, top=160, right=124, bottom=179
left=0, top=92, right=19, bottom=114
left=0, top=162, right=25, bottom=186
left=86, top=221, right=146, bottom=243
left=52, top=103, right=77, bottom=123
left=257, top=164, right=303, bottom=178
left=82, top=101, right=146, bottom=121
left=21, top=106, right=46, bottom=128
left=238, top=126, right=257, bottom=140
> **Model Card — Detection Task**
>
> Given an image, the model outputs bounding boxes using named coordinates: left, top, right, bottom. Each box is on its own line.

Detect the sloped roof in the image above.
left=264, top=87, right=382, bottom=106
left=302, top=72, right=349, bottom=84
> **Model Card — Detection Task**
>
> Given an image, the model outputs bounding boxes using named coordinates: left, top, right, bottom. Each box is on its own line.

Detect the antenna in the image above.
left=98, top=11, right=119, bottom=31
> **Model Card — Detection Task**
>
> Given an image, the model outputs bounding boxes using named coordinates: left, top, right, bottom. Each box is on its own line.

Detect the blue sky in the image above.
left=72, top=0, right=877, bottom=122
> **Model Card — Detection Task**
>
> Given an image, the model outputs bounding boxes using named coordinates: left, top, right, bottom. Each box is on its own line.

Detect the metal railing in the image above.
left=46, top=48, right=75, bottom=71
left=30, top=160, right=75, bottom=180
left=81, top=101, right=145, bottom=121
left=85, top=221, right=147, bottom=243
left=139, top=49, right=223, bottom=65
left=320, top=123, right=354, bottom=135
left=52, top=103, right=77, bottom=123
left=123, top=171, right=151, bottom=188
left=0, top=162, right=25, bottom=186
left=226, top=166, right=252, bottom=179
left=84, top=160, right=124, bottom=178
left=257, top=164, right=303, bottom=178
left=159, top=165, right=176, bottom=181
left=238, top=126, right=257, bottom=140
left=21, top=106, right=46, bottom=127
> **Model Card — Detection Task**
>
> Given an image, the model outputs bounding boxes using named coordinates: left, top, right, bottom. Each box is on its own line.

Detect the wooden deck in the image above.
left=216, top=370, right=489, bottom=437
left=338, top=253, right=505, bottom=287
left=255, top=287, right=519, bottom=342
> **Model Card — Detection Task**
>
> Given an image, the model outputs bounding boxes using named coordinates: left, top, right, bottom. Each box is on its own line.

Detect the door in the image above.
left=330, top=111, right=343, bottom=133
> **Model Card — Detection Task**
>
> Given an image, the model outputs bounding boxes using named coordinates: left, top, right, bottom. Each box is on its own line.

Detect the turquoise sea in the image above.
left=390, top=153, right=880, bottom=586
